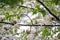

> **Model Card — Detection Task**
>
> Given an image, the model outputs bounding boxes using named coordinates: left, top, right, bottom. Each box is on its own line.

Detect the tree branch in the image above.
left=18, top=24, right=60, bottom=26
left=37, top=0, right=60, bottom=22
left=0, top=21, right=14, bottom=25
left=0, top=21, right=60, bottom=26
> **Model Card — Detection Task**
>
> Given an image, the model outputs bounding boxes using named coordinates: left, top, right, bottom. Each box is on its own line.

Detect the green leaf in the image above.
left=46, top=2, right=53, bottom=6
left=0, top=23, right=2, bottom=29
left=26, top=30, right=30, bottom=34
left=34, top=30, right=41, bottom=37
left=35, top=5, right=41, bottom=10
left=20, top=0, right=24, bottom=4
left=17, top=16, right=20, bottom=19
left=57, top=27, right=60, bottom=31
left=0, top=0, right=19, bottom=5
left=42, top=27, right=50, bottom=39
left=28, top=0, right=32, bottom=2
left=57, top=33, right=60, bottom=39
left=52, top=0, right=60, bottom=5
left=32, top=9, right=38, bottom=15
left=14, top=29, right=17, bottom=33
left=41, top=9, right=46, bottom=16
left=4, top=12, right=10, bottom=20
left=4, top=15, right=8, bottom=20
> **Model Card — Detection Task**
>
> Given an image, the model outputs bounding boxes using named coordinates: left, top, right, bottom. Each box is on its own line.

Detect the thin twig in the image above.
left=19, top=5, right=41, bottom=12
left=19, top=5, right=34, bottom=9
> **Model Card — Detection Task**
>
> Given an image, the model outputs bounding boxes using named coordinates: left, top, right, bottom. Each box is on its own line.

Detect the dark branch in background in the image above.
left=37, top=0, right=60, bottom=22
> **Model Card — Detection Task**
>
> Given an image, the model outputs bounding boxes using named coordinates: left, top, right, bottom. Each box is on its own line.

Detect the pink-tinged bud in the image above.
left=0, top=15, right=5, bottom=19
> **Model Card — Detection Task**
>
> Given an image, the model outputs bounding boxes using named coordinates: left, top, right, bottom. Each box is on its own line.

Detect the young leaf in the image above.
left=32, top=9, right=38, bottom=15
left=57, top=33, right=60, bottom=39
left=14, top=29, right=17, bottom=33
left=0, top=23, right=2, bottom=29
left=35, top=5, right=41, bottom=10
left=20, top=0, right=24, bottom=4
left=41, top=9, right=46, bottom=17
